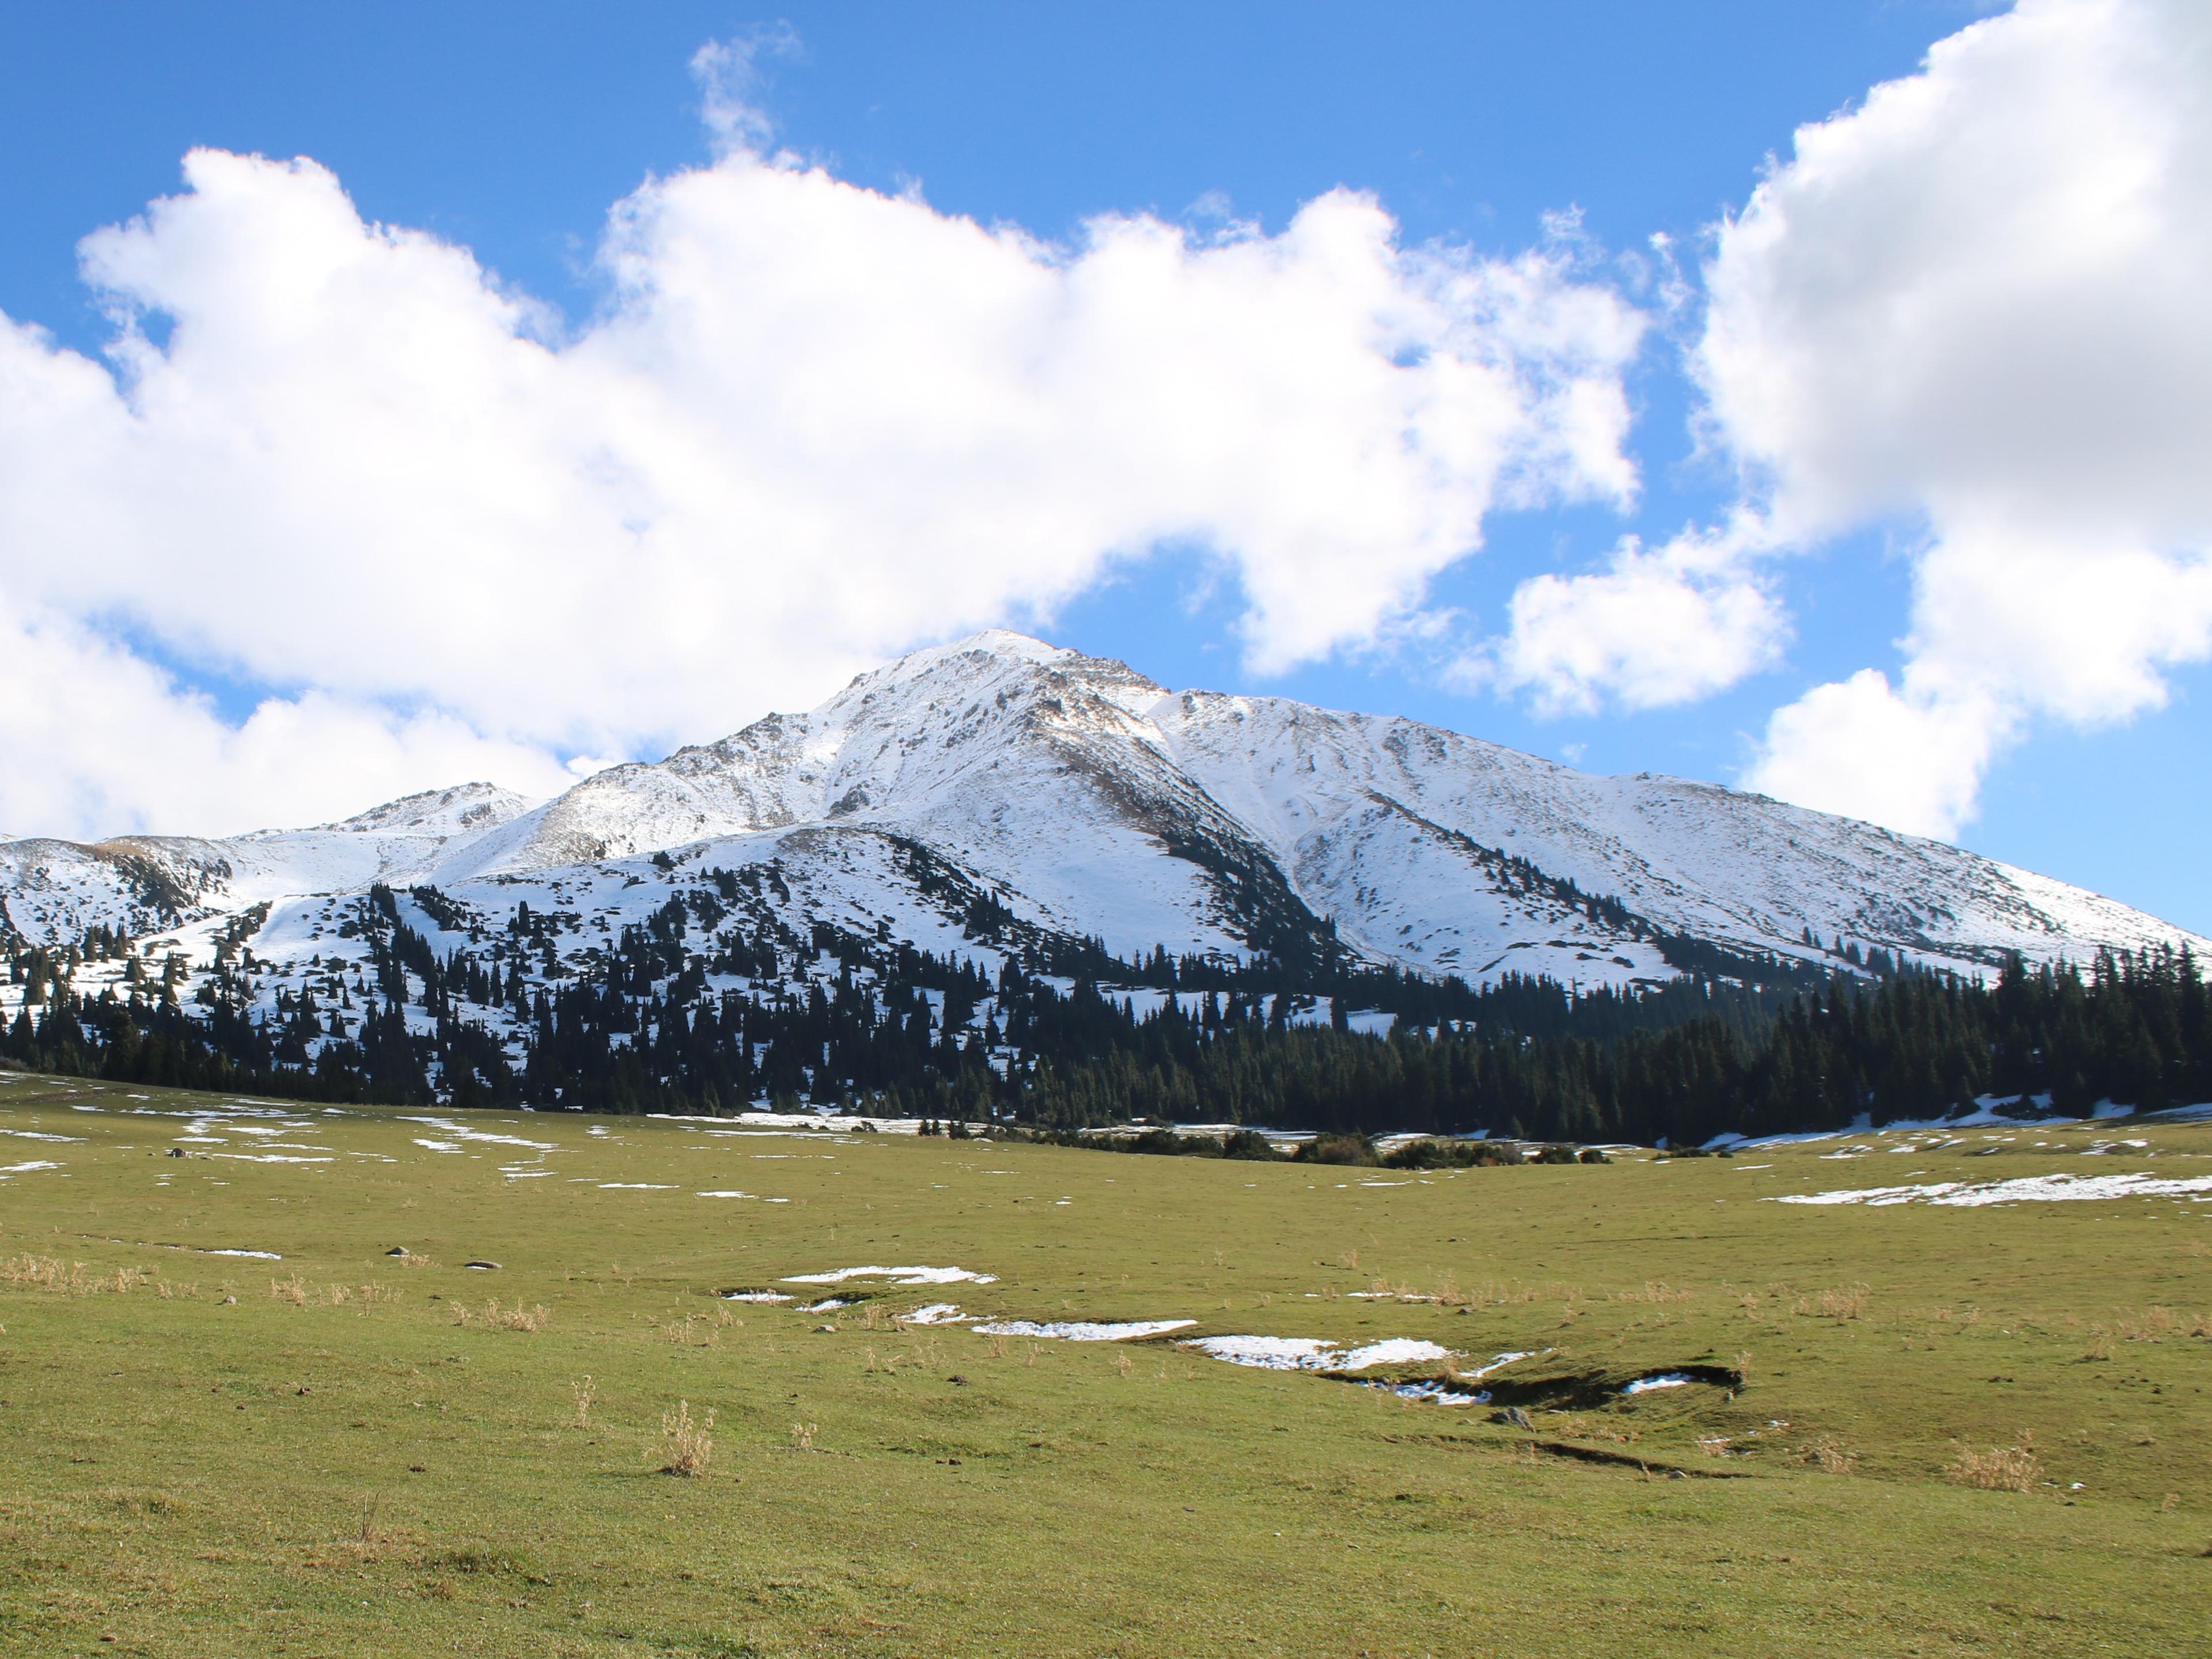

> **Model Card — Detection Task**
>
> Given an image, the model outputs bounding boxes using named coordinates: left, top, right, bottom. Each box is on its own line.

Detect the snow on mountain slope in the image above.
left=1, top=634, right=2202, bottom=992
left=0, top=783, right=537, bottom=942
left=1147, top=691, right=2195, bottom=977
left=437, top=632, right=1284, bottom=961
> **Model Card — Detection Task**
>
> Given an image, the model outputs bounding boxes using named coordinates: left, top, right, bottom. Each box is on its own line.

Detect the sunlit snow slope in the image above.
left=3, top=632, right=2200, bottom=994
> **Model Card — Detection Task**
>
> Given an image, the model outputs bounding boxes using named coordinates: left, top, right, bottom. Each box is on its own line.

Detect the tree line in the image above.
left=5, top=885, right=2206, bottom=1143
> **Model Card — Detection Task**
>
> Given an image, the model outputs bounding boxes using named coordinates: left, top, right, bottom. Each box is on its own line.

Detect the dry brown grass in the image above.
left=453, top=1298, right=550, bottom=1332
left=1804, top=1435, right=1857, bottom=1475
left=1946, top=1442, right=2041, bottom=1493
left=570, top=1376, right=596, bottom=1428
left=660, top=1400, right=714, bottom=1477
left=2107, top=1305, right=2209, bottom=1342
left=788, top=1421, right=817, bottom=1450
left=1618, top=1281, right=1693, bottom=1304
left=1797, top=1283, right=1872, bottom=1321
left=1, top=1254, right=93, bottom=1294
left=355, top=1497, right=392, bottom=1546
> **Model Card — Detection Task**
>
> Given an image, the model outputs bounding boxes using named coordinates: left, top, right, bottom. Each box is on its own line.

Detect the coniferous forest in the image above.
left=5, top=880, right=2209, bottom=1147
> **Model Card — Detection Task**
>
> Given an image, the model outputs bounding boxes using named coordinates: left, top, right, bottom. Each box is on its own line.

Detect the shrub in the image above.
left=453, top=1298, right=550, bottom=1331
left=1382, top=1139, right=1445, bottom=1169
left=660, top=1401, right=715, bottom=1477
left=1801, top=1283, right=1872, bottom=1322
left=1460, top=1141, right=1524, bottom=1166
left=1946, top=1442, right=2040, bottom=1492
left=1126, top=1128, right=1219, bottom=1158
left=1300, top=1133, right=1379, bottom=1166
left=1382, top=1138, right=1523, bottom=1169
left=1221, top=1129, right=1282, bottom=1161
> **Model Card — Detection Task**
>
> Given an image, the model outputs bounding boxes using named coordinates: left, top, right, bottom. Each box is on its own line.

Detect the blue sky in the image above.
left=2, top=1, right=2207, bottom=934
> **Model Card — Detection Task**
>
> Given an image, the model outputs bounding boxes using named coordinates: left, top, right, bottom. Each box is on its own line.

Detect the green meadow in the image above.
left=1, top=1069, right=2207, bottom=1658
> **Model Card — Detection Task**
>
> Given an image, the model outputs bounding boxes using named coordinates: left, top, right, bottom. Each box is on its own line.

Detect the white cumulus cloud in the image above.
left=1709, top=0, right=2212, bottom=836
left=0, top=78, right=1645, bottom=841
left=1467, top=518, right=1789, bottom=715
left=0, top=597, right=574, bottom=842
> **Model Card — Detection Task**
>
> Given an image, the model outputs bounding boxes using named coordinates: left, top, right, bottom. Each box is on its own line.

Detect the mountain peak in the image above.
left=312, top=782, right=539, bottom=838
left=4, top=634, right=2202, bottom=993
left=820, top=630, right=1166, bottom=726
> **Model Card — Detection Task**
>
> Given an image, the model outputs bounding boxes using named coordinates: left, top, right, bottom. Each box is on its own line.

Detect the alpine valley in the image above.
left=3, top=631, right=2207, bottom=1139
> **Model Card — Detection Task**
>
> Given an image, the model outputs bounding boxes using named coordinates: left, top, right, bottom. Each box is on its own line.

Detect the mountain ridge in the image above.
left=2, top=630, right=2201, bottom=989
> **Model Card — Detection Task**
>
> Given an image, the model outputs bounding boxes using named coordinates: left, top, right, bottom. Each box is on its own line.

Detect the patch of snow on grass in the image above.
left=404, top=1116, right=556, bottom=1153
left=1181, top=1336, right=1341, bottom=1370
left=1622, top=1373, right=1695, bottom=1394
left=1464, top=1350, right=1537, bottom=1379
left=718, top=1290, right=793, bottom=1302
left=1776, top=1171, right=2212, bottom=1207
left=0, top=1160, right=62, bottom=1175
left=1339, top=1339, right=1455, bottom=1370
left=1187, top=1334, right=1466, bottom=1373
left=1367, top=1380, right=1484, bottom=1405
left=783, top=1266, right=998, bottom=1286
left=976, top=1319, right=1195, bottom=1342
left=902, top=1304, right=967, bottom=1324
left=598, top=1183, right=676, bottom=1190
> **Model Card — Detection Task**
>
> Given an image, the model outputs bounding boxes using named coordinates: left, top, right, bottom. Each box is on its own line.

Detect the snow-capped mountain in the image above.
left=2, top=630, right=2202, bottom=999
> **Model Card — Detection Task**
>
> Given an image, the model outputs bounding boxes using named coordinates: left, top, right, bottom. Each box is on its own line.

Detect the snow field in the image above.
left=1776, top=1171, right=2212, bottom=1207
left=1178, top=1335, right=1456, bottom=1373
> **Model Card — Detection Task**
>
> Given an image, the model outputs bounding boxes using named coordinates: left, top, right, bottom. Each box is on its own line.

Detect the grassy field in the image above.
left=1, top=1069, right=2207, bottom=1658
